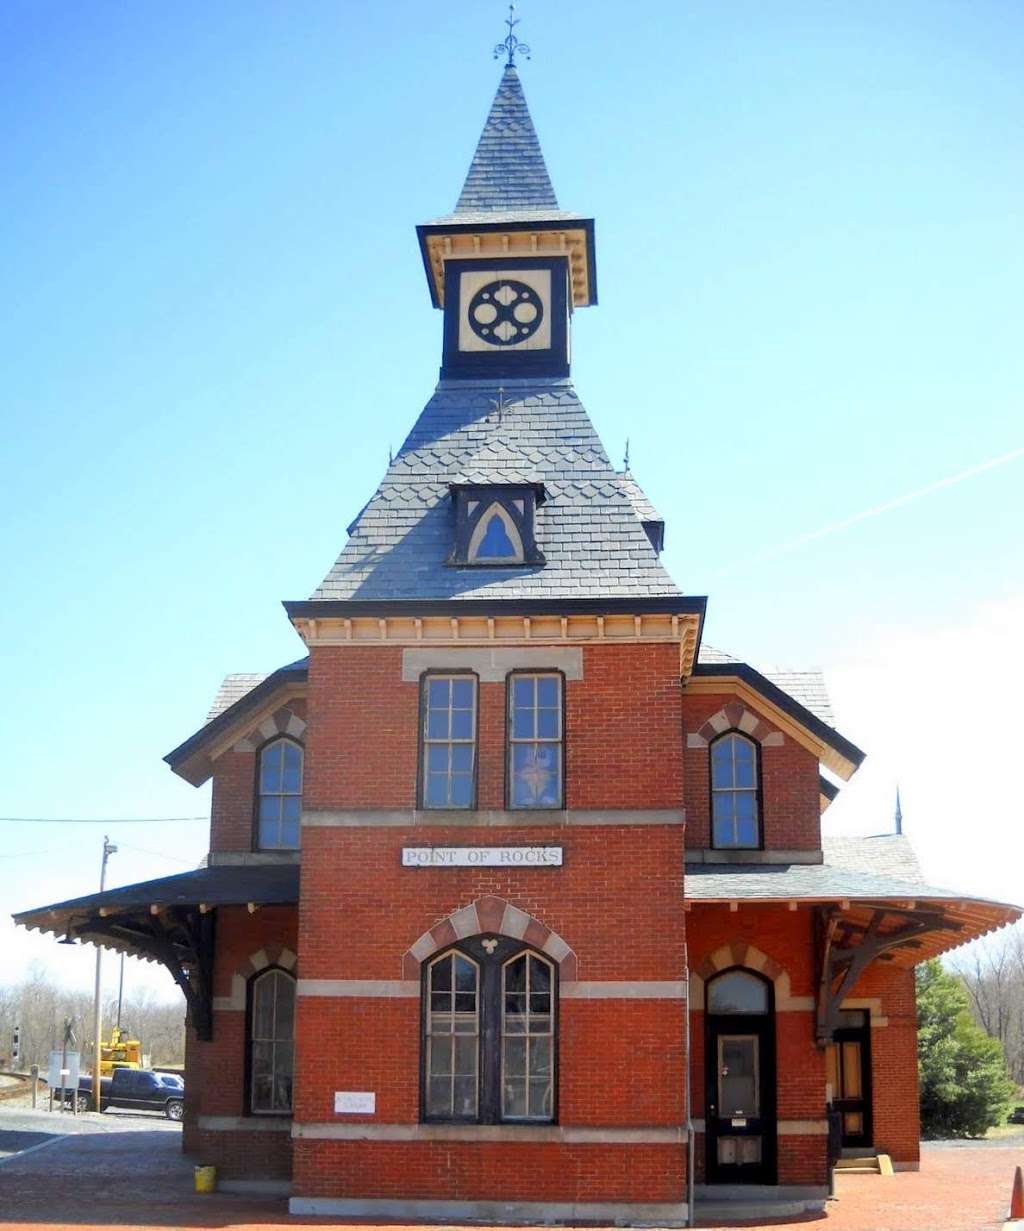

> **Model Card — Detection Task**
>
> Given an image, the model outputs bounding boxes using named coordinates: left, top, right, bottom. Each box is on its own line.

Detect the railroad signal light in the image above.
left=11, top=1024, right=20, bottom=1066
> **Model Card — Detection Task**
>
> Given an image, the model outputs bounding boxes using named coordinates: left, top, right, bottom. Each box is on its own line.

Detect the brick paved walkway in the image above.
left=0, top=1123, right=1020, bottom=1231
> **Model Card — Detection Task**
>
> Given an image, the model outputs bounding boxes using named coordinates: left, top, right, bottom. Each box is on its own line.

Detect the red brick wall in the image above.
left=854, top=964, right=920, bottom=1165
left=209, top=699, right=306, bottom=853
left=182, top=905, right=298, bottom=1179
left=295, top=1140, right=683, bottom=1202
left=687, top=905, right=920, bottom=1181
left=688, top=904, right=827, bottom=1186
left=292, top=640, right=688, bottom=1206
left=682, top=694, right=820, bottom=851
left=305, top=643, right=684, bottom=811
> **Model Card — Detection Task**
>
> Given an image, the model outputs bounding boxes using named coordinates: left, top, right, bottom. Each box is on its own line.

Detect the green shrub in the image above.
left=917, top=959, right=1014, bottom=1138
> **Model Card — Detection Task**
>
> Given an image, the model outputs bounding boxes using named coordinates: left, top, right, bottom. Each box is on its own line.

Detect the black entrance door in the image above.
left=705, top=969, right=777, bottom=1185
left=827, top=1010, right=872, bottom=1148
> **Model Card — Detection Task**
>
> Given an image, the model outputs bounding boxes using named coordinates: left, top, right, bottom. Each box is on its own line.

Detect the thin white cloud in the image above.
left=716, top=445, right=1024, bottom=576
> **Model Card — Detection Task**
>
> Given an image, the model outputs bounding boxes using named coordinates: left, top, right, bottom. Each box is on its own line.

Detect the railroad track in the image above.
left=0, top=1071, right=43, bottom=1102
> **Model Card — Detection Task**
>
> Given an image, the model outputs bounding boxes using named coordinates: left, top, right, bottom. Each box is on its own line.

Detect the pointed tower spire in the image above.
left=894, top=786, right=903, bottom=835
left=455, top=64, right=559, bottom=213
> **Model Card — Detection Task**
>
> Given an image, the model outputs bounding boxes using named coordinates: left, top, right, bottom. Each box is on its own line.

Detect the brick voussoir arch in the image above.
left=402, top=896, right=577, bottom=981
left=233, top=706, right=306, bottom=753
left=215, top=944, right=298, bottom=1012
left=687, top=701, right=783, bottom=748
left=690, top=940, right=811, bottom=1012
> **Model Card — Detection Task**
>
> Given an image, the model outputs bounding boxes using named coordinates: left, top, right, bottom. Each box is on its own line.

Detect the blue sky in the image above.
left=2, top=1, right=1022, bottom=999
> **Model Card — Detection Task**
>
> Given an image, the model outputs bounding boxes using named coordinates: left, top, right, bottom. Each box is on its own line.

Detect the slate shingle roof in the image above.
left=208, top=673, right=270, bottom=721
left=456, top=65, right=558, bottom=213
left=697, top=646, right=836, bottom=727
left=618, top=472, right=662, bottom=524
left=685, top=833, right=971, bottom=903
left=311, top=379, right=682, bottom=602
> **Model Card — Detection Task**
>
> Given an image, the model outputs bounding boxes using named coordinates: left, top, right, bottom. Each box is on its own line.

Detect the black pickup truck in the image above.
left=66, top=1068, right=185, bottom=1119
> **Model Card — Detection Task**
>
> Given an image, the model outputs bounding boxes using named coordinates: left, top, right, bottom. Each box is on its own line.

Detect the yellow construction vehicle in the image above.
left=99, top=1026, right=143, bottom=1077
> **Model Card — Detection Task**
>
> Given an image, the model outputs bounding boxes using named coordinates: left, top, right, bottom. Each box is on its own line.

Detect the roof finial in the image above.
left=494, top=3, right=530, bottom=68
left=894, top=785, right=903, bottom=835
left=490, top=385, right=508, bottom=425
left=623, top=437, right=631, bottom=472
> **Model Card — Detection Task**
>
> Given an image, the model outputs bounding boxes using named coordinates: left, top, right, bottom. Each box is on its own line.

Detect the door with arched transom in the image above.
left=705, top=968, right=777, bottom=1184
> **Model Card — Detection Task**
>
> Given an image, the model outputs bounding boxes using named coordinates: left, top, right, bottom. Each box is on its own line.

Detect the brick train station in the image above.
left=16, top=52, right=1019, bottom=1226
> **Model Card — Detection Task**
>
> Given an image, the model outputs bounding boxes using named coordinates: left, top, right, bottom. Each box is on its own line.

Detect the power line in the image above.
left=116, top=841, right=197, bottom=865
left=0, top=816, right=207, bottom=824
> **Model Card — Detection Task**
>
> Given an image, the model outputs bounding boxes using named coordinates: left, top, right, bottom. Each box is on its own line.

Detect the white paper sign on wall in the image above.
left=334, top=1091, right=376, bottom=1115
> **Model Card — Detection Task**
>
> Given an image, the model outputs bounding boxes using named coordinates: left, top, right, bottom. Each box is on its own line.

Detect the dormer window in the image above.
left=448, top=483, right=545, bottom=567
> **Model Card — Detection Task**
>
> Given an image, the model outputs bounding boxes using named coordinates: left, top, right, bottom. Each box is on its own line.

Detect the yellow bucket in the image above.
left=194, top=1165, right=217, bottom=1194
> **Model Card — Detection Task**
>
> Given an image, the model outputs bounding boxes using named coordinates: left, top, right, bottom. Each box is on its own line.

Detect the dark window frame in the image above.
left=252, top=734, right=304, bottom=852
left=708, top=729, right=763, bottom=851
left=243, top=965, right=296, bottom=1118
left=417, top=670, right=480, bottom=810
left=505, top=669, right=567, bottom=811
left=419, top=936, right=559, bottom=1126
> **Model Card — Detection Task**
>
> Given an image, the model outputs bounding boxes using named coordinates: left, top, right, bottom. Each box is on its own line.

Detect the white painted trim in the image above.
left=197, top=1115, right=291, bottom=1133
left=297, top=979, right=418, bottom=998
left=303, top=807, right=684, bottom=828
left=562, top=980, right=687, bottom=1000
left=292, top=1122, right=687, bottom=1144
left=288, top=1196, right=688, bottom=1225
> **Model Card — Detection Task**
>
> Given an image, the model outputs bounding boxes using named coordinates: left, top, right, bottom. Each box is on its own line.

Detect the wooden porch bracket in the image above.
left=72, top=907, right=217, bottom=1041
left=815, top=903, right=960, bottom=1045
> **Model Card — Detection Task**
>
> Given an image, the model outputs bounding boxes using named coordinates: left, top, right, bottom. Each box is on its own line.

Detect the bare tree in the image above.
left=0, top=963, right=185, bottom=1072
left=953, top=922, right=1024, bottom=1088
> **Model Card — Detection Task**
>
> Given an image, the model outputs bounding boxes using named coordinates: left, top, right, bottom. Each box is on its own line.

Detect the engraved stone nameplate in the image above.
left=402, top=846, right=563, bottom=868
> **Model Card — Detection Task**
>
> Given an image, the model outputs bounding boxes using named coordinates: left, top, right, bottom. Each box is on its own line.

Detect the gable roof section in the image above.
left=165, top=657, right=308, bottom=787
left=691, top=654, right=860, bottom=778
left=306, top=379, right=683, bottom=603
left=455, top=65, right=558, bottom=213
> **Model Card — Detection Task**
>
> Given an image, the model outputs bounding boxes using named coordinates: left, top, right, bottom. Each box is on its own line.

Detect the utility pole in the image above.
left=91, top=836, right=117, bottom=1111
left=116, top=952, right=125, bottom=1030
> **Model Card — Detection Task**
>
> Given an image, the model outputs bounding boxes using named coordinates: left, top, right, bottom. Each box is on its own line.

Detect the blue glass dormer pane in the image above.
left=478, top=513, right=517, bottom=558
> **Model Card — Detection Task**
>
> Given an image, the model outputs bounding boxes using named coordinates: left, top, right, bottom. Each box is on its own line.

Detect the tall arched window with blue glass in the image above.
left=257, top=737, right=303, bottom=850
left=710, top=732, right=760, bottom=848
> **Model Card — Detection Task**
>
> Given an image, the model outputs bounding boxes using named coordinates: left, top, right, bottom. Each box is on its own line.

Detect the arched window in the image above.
left=424, top=950, right=479, bottom=1120
left=710, top=732, right=759, bottom=849
left=257, top=737, right=303, bottom=849
left=423, top=938, right=556, bottom=1124
left=707, top=969, right=770, bottom=1015
left=249, top=968, right=295, bottom=1114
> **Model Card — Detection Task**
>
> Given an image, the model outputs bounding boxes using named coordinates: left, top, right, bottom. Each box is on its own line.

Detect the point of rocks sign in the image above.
left=402, top=846, right=563, bottom=868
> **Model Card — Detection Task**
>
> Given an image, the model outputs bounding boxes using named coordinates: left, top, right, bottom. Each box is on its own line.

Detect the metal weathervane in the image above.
left=495, top=3, right=530, bottom=67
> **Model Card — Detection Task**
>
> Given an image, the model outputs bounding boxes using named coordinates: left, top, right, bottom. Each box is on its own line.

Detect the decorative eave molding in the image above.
left=416, top=220, right=596, bottom=308
left=685, top=673, right=858, bottom=779
left=289, top=610, right=702, bottom=677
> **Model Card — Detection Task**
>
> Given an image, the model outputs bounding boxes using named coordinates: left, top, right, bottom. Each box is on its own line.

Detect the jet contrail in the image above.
left=715, top=444, right=1024, bottom=575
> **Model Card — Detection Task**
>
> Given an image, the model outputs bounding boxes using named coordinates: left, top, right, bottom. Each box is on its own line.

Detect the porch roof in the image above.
left=13, top=864, right=299, bottom=953
left=685, top=834, right=1020, bottom=964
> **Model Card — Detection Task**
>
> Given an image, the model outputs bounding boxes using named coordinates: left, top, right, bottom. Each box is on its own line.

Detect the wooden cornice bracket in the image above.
left=814, top=903, right=962, bottom=1046
left=73, top=907, right=217, bottom=1043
